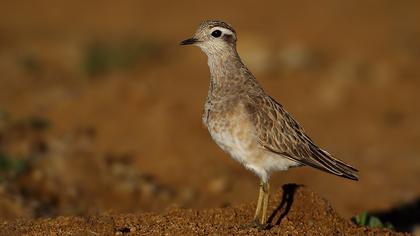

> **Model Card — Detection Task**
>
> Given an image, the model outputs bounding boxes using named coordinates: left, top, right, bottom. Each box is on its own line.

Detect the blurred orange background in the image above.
left=0, top=0, right=419, bottom=225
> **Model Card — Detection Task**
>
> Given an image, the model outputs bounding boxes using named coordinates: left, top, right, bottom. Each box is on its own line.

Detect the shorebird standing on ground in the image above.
left=180, top=20, right=358, bottom=228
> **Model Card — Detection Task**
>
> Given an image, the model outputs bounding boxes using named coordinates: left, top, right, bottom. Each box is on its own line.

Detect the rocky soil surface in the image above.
left=0, top=186, right=408, bottom=235
left=1, top=1, right=420, bottom=235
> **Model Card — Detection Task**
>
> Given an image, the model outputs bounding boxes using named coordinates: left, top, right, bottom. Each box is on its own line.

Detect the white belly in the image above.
left=207, top=115, right=299, bottom=183
left=209, top=126, right=252, bottom=166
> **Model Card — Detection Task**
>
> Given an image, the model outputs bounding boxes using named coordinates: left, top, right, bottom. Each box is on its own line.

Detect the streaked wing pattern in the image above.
left=246, top=94, right=359, bottom=180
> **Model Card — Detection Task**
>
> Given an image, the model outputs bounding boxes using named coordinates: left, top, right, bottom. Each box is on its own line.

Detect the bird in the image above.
left=180, top=20, right=358, bottom=228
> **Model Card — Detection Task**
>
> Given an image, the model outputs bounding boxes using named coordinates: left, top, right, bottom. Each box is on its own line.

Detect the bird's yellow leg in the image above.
left=260, top=182, right=270, bottom=225
left=253, top=181, right=264, bottom=222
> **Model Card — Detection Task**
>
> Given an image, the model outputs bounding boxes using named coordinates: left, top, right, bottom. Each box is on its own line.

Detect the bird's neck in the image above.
left=205, top=48, right=261, bottom=100
left=206, top=48, right=254, bottom=86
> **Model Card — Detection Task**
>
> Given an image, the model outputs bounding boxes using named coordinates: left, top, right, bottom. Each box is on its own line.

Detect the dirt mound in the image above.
left=0, top=185, right=406, bottom=235
left=1, top=2, right=420, bottom=234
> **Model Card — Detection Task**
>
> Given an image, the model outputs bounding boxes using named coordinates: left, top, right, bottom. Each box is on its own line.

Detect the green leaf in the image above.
left=368, top=216, right=384, bottom=228
left=352, top=212, right=395, bottom=231
left=354, top=211, right=368, bottom=225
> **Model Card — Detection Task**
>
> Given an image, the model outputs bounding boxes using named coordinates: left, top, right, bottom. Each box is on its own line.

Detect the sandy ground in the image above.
left=0, top=186, right=409, bottom=235
left=0, top=0, right=420, bottom=235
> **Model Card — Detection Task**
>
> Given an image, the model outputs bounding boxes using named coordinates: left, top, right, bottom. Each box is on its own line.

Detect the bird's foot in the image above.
left=251, top=219, right=271, bottom=230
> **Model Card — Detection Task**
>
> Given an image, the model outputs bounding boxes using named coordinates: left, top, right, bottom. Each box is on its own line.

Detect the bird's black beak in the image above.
left=180, top=37, right=198, bottom=45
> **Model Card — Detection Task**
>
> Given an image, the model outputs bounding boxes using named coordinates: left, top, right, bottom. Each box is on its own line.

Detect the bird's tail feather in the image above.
left=309, top=147, right=359, bottom=181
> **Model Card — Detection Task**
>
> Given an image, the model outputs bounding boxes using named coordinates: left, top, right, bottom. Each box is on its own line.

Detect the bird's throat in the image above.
left=207, top=51, right=244, bottom=82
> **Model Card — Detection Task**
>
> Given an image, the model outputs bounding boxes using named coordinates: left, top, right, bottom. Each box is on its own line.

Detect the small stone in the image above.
left=178, top=187, right=197, bottom=205
left=207, top=177, right=231, bottom=194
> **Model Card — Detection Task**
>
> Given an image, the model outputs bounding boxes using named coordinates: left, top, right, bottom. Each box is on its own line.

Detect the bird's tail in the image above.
left=309, top=146, right=359, bottom=181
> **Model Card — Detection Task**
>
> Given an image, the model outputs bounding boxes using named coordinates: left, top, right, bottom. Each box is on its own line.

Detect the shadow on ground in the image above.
left=374, top=197, right=420, bottom=233
left=268, top=183, right=301, bottom=227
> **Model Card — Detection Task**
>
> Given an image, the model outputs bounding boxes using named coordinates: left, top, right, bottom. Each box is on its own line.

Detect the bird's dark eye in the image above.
left=211, top=30, right=222, bottom=38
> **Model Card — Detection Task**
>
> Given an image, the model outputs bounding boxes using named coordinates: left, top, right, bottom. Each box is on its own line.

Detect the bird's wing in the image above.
left=245, top=94, right=358, bottom=180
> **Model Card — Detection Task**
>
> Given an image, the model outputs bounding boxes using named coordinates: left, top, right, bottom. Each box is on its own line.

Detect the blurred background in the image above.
left=0, top=0, right=419, bottom=232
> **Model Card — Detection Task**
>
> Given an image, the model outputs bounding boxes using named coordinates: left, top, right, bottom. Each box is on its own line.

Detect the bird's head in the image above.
left=180, top=20, right=237, bottom=56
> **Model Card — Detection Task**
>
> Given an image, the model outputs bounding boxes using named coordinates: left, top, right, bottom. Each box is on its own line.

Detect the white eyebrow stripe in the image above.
left=211, top=26, right=233, bottom=35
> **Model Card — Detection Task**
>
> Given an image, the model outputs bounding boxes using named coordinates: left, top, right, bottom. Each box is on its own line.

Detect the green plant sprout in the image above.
left=352, top=211, right=395, bottom=230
